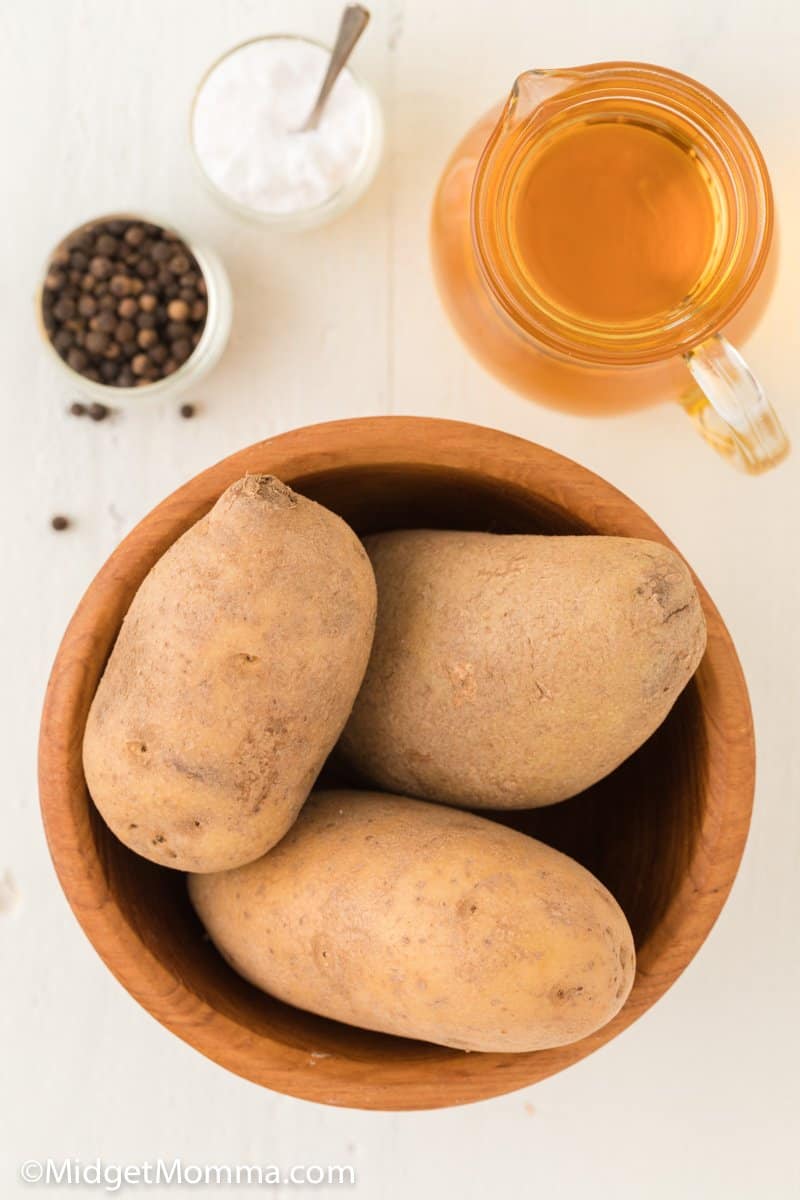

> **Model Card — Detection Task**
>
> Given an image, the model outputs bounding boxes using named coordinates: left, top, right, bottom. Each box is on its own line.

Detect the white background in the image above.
left=1, top=1, right=798, bottom=1197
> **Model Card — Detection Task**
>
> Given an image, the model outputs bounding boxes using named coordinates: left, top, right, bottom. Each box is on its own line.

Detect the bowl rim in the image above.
left=38, top=416, right=755, bottom=1110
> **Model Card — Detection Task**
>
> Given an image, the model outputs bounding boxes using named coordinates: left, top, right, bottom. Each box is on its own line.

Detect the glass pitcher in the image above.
left=431, top=61, right=788, bottom=473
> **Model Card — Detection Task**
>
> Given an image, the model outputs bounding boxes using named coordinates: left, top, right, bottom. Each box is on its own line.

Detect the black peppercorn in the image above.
left=115, top=320, right=136, bottom=344
left=167, top=254, right=190, bottom=275
left=89, top=255, right=113, bottom=279
left=124, top=224, right=146, bottom=247
left=95, top=234, right=119, bottom=257
left=42, top=217, right=208, bottom=388
left=109, top=274, right=132, bottom=297
left=167, top=299, right=190, bottom=321
left=53, top=296, right=76, bottom=320
left=85, top=330, right=109, bottom=355
left=93, top=310, right=118, bottom=334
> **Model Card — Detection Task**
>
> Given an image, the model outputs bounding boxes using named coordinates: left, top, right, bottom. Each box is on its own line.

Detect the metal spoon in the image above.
left=298, top=5, right=371, bottom=132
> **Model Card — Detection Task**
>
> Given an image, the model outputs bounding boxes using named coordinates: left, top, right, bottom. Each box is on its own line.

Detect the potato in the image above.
left=83, top=476, right=376, bottom=872
left=340, top=531, right=706, bottom=808
left=189, top=790, right=635, bottom=1052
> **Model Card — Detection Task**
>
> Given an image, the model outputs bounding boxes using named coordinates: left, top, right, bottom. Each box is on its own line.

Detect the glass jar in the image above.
left=190, top=34, right=383, bottom=232
left=431, top=62, right=788, bottom=473
left=37, top=213, right=232, bottom=406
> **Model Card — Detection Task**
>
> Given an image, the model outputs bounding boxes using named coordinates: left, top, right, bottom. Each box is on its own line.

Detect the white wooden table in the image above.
left=2, top=1, right=798, bottom=1196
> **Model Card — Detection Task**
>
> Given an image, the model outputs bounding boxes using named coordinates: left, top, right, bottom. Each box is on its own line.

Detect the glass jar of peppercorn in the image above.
left=37, top=214, right=232, bottom=404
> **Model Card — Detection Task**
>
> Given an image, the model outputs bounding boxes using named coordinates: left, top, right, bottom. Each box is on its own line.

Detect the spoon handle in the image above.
left=300, top=5, right=371, bottom=132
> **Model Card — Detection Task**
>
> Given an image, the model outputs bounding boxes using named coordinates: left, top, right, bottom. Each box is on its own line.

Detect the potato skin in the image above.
left=189, top=790, right=635, bottom=1053
left=339, top=531, right=707, bottom=808
left=83, top=477, right=376, bottom=872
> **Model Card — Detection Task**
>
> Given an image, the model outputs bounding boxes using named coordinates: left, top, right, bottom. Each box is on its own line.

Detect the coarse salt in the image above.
left=192, top=38, right=373, bottom=216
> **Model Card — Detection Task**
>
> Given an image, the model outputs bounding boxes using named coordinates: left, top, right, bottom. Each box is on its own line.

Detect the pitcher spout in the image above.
left=503, top=68, right=580, bottom=129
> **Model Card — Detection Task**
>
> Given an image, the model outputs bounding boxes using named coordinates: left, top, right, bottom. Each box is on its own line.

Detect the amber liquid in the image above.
left=508, top=119, right=718, bottom=326
left=431, top=93, right=771, bottom=415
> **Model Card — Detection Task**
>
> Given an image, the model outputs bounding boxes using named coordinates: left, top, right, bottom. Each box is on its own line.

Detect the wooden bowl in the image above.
left=38, top=417, right=754, bottom=1111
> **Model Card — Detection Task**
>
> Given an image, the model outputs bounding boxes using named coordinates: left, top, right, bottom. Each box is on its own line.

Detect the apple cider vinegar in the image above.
left=507, top=118, right=719, bottom=326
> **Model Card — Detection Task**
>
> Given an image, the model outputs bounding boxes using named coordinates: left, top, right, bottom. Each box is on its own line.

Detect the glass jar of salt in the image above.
left=191, top=35, right=383, bottom=230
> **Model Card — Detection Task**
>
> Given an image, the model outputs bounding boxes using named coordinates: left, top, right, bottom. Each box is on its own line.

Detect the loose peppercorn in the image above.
left=88, top=402, right=110, bottom=421
left=179, top=403, right=196, bottom=419
left=51, top=515, right=70, bottom=531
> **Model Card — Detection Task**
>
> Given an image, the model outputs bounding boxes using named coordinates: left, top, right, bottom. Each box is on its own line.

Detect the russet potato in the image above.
left=189, top=790, right=636, bottom=1053
left=83, top=476, right=376, bottom=872
left=339, top=531, right=706, bottom=808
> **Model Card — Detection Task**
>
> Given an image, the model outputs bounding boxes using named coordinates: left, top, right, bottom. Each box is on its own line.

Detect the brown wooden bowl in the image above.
left=38, top=417, right=754, bottom=1111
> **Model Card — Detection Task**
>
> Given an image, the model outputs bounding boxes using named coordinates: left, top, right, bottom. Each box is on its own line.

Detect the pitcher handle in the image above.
left=683, top=334, right=789, bottom=473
